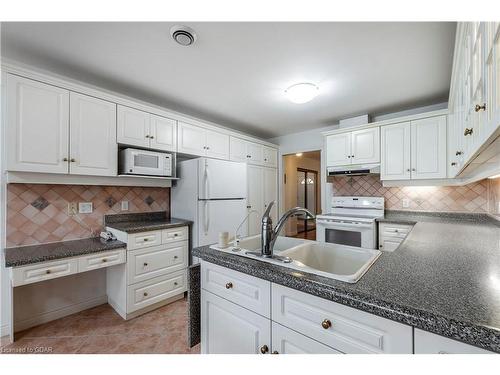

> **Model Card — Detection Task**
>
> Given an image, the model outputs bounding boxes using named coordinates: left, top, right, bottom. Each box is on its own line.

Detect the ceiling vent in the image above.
left=170, top=25, right=197, bottom=46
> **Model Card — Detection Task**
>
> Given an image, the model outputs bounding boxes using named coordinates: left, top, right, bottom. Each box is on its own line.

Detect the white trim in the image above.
left=5, top=171, right=172, bottom=187
left=0, top=294, right=107, bottom=336
left=1, top=60, right=278, bottom=149
left=321, top=109, right=449, bottom=136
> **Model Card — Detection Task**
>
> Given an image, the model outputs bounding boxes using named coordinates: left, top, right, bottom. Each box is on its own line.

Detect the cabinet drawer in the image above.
left=78, top=249, right=126, bottom=272
left=127, top=243, right=188, bottom=284
left=126, top=270, right=186, bottom=313
left=272, top=322, right=341, bottom=354
left=162, top=226, right=188, bottom=244
left=11, top=258, right=78, bottom=287
left=414, top=329, right=492, bottom=354
left=127, top=230, right=162, bottom=250
left=201, top=261, right=271, bottom=318
left=380, top=223, right=413, bottom=238
left=272, top=284, right=412, bottom=353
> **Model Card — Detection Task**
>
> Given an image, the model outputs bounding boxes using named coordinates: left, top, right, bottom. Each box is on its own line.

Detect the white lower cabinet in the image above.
left=378, top=223, right=414, bottom=252
left=201, top=290, right=271, bottom=354
left=414, top=329, right=492, bottom=354
left=272, top=323, right=341, bottom=354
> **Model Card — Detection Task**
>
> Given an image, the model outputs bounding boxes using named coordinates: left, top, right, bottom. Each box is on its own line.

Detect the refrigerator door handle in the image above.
left=204, top=159, right=210, bottom=199
left=204, top=201, right=209, bottom=235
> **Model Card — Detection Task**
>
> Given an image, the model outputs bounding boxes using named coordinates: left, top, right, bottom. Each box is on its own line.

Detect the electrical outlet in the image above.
left=67, top=202, right=78, bottom=216
left=402, top=199, right=410, bottom=208
left=78, top=202, right=93, bottom=214
left=121, top=201, right=129, bottom=211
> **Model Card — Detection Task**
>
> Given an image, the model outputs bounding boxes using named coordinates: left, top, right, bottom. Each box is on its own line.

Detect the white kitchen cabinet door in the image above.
left=117, top=105, right=150, bottom=148
left=326, top=133, right=351, bottom=166
left=201, top=290, right=271, bottom=354
left=149, top=114, right=177, bottom=152
left=6, top=74, right=70, bottom=174
left=205, top=129, right=230, bottom=160
left=177, top=121, right=207, bottom=157
left=411, top=116, right=447, bottom=179
left=263, top=167, right=278, bottom=223
left=414, top=329, right=492, bottom=354
left=272, top=323, right=341, bottom=354
left=69, top=92, right=117, bottom=176
left=247, top=141, right=264, bottom=165
left=230, top=137, right=248, bottom=162
left=351, top=127, right=380, bottom=164
left=263, top=146, right=278, bottom=168
left=247, top=165, right=264, bottom=236
left=380, top=122, right=411, bottom=180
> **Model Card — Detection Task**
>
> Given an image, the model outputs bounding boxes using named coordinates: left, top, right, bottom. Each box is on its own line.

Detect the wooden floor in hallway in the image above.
left=0, top=297, right=200, bottom=354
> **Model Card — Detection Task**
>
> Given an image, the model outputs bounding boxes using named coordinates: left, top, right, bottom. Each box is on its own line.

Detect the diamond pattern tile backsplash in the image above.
left=330, top=175, right=497, bottom=213
left=6, top=184, right=170, bottom=247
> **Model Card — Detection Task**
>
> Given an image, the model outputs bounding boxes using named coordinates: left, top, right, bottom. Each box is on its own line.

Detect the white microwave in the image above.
left=119, top=148, right=173, bottom=177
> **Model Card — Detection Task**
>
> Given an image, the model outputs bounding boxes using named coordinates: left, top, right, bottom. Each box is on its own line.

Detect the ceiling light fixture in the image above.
left=170, top=25, right=197, bottom=46
left=285, top=83, right=319, bottom=104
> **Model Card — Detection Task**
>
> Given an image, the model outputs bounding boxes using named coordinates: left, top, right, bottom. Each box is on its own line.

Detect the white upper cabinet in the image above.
left=326, top=127, right=379, bottom=167
left=6, top=74, right=70, bottom=174
left=205, top=129, right=230, bottom=159
left=351, top=127, right=380, bottom=164
left=149, top=114, right=177, bottom=152
left=381, top=122, right=411, bottom=180
left=411, top=116, right=447, bottom=179
left=178, top=122, right=229, bottom=159
left=117, top=105, right=177, bottom=152
left=247, top=165, right=264, bottom=236
left=263, top=146, right=278, bottom=168
left=381, top=115, right=447, bottom=180
left=263, top=167, right=278, bottom=223
left=117, top=105, right=150, bottom=148
left=230, top=136, right=276, bottom=167
left=326, top=132, right=352, bottom=166
left=69, top=93, right=117, bottom=176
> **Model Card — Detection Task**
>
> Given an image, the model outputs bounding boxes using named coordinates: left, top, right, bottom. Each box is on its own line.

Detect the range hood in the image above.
left=327, top=164, right=380, bottom=177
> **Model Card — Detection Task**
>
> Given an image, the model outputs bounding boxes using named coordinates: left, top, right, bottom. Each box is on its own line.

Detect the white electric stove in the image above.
left=316, top=197, right=384, bottom=249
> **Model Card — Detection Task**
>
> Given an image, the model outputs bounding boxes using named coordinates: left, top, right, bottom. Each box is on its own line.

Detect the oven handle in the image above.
left=316, top=220, right=374, bottom=229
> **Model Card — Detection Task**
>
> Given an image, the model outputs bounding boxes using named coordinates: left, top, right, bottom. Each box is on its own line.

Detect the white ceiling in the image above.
left=1, top=22, right=455, bottom=138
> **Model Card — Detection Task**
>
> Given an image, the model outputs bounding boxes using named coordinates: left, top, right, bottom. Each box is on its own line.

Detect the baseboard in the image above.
left=0, top=323, right=10, bottom=338
left=10, top=295, right=108, bottom=334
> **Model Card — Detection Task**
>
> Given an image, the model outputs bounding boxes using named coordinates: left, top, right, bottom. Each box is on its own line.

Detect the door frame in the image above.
left=296, top=167, right=318, bottom=234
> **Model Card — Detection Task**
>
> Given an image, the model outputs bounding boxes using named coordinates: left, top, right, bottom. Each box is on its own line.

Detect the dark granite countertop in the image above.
left=193, top=212, right=500, bottom=352
left=104, top=211, right=192, bottom=233
left=5, top=237, right=126, bottom=268
left=377, top=210, right=498, bottom=226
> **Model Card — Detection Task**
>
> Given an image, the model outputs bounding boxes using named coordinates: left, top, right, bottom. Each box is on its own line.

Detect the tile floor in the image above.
left=0, top=297, right=200, bottom=354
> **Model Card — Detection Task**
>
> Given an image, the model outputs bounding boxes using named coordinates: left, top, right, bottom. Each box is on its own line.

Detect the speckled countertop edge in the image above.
left=5, top=238, right=126, bottom=267
left=104, top=211, right=192, bottom=233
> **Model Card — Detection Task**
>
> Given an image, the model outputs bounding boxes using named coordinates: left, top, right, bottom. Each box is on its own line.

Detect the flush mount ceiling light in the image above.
left=170, top=25, right=197, bottom=46
left=285, top=83, right=319, bottom=104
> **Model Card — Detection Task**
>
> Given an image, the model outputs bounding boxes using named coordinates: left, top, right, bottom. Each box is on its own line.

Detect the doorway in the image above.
left=282, top=150, right=321, bottom=240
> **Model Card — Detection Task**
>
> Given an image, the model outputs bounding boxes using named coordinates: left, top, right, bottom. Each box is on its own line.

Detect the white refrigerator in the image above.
left=171, top=158, right=248, bottom=248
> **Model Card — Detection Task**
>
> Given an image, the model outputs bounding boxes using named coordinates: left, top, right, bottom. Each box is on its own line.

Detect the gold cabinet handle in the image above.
left=260, top=345, right=269, bottom=354
left=149, top=136, right=154, bottom=139
left=321, top=319, right=332, bottom=329
left=70, top=158, right=76, bottom=162
left=143, top=238, right=149, bottom=242
left=451, top=162, right=457, bottom=166
left=225, top=282, right=233, bottom=289
left=145, top=135, right=150, bottom=138
left=464, top=128, right=473, bottom=136
left=63, top=157, right=68, bottom=161
left=143, top=262, right=148, bottom=266
left=455, top=150, right=463, bottom=156
left=474, top=103, right=486, bottom=112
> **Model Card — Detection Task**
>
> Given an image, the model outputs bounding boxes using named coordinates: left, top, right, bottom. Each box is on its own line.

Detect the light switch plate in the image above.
left=121, top=201, right=129, bottom=211
left=78, top=202, right=93, bottom=214
left=402, top=199, right=410, bottom=208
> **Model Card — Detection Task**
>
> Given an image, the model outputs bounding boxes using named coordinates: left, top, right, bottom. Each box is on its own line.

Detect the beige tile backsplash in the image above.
left=330, top=175, right=499, bottom=215
left=6, top=184, right=170, bottom=247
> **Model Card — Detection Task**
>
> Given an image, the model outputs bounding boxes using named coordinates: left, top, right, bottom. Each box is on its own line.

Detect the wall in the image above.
left=2, top=183, right=170, bottom=336
left=329, top=175, right=496, bottom=213
left=6, top=184, right=170, bottom=247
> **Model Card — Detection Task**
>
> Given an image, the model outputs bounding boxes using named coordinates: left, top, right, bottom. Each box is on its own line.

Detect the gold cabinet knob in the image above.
left=144, top=238, right=149, bottom=242
left=102, top=258, right=107, bottom=263
left=63, top=157, right=68, bottom=161
left=455, top=150, right=463, bottom=156
left=149, top=136, right=154, bottom=139
left=174, top=255, right=178, bottom=259
left=143, top=262, right=148, bottom=266
left=474, top=103, right=486, bottom=112
left=225, top=282, right=233, bottom=289
left=70, top=158, right=76, bottom=162
left=145, top=135, right=150, bottom=138
left=464, top=128, right=473, bottom=136
left=260, top=345, right=269, bottom=354
left=46, top=270, right=51, bottom=274
left=174, top=282, right=178, bottom=286
left=272, top=350, right=279, bottom=354
left=451, top=162, right=457, bottom=166
left=321, top=319, right=332, bottom=329
left=143, top=292, right=148, bottom=297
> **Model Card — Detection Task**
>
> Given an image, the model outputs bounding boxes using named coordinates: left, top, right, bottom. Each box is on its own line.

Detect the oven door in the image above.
left=129, top=150, right=167, bottom=176
left=316, top=219, right=376, bottom=249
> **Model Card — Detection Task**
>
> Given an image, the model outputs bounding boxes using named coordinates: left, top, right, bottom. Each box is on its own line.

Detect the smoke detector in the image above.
left=170, top=25, right=197, bottom=46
